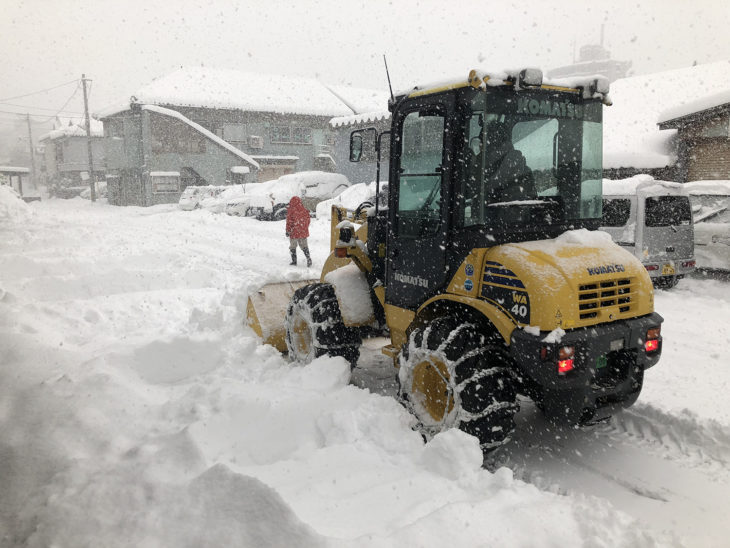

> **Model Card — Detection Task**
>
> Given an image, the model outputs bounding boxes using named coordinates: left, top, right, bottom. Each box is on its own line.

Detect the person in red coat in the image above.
left=285, top=196, right=312, bottom=267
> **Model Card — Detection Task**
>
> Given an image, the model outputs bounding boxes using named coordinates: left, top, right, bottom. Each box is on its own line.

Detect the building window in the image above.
left=292, top=127, right=312, bottom=144
left=150, top=172, right=180, bottom=193
left=55, top=143, right=64, bottom=163
left=271, top=126, right=291, bottom=143
left=150, top=115, right=207, bottom=154
left=106, top=119, right=124, bottom=139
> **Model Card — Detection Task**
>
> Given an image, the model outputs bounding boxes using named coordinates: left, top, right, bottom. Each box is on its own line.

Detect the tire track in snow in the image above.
left=490, top=401, right=730, bottom=547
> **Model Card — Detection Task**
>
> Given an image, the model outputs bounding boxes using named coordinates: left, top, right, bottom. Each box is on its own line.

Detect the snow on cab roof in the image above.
left=603, top=60, right=730, bottom=170
left=142, top=105, right=259, bottom=169
left=603, top=175, right=687, bottom=196
left=97, top=67, right=385, bottom=118
left=395, top=67, right=609, bottom=97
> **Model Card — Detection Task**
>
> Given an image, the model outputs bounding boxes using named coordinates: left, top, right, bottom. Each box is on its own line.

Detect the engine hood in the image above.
left=480, top=230, right=655, bottom=331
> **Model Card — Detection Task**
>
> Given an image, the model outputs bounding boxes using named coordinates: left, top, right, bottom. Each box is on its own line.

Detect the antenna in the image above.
left=383, top=54, right=394, bottom=102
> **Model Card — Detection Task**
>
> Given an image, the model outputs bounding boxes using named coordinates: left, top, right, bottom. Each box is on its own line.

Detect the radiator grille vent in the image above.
left=578, top=278, right=634, bottom=320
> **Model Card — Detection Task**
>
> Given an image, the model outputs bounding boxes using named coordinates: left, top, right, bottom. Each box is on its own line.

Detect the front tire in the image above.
left=285, top=283, right=361, bottom=366
left=398, top=316, right=519, bottom=451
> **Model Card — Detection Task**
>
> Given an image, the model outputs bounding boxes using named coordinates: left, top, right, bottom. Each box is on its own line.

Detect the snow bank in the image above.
left=1, top=198, right=727, bottom=546
left=0, top=184, right=32, bottom=222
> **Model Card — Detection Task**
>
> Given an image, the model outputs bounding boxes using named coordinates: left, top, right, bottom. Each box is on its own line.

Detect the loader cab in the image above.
left=382, top=76, right=605, bottom=310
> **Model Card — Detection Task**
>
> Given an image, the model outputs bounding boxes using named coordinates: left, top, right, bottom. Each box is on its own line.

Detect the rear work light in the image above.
left=645, top=264, right=659, bottom=271
left=682, top=260, right=696, bottom=268
left=645, top=339, right=659, bottom=352
left=557, top=346, right=575, bottom=374
left=645, top=326, right=660, bottom=353
left=558, top=358, right=574, bottom=374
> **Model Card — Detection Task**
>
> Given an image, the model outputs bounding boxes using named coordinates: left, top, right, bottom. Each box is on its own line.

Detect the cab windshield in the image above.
left=458, top=88, right=603, bottom=230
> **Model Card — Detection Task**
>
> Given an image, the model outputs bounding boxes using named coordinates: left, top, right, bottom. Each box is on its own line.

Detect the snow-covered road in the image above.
left=1, top=193, right=729, bottom=547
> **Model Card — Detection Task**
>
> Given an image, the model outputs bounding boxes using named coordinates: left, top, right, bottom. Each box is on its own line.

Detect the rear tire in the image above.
left=398, top=316, right=519, bottom=451
left=285, top=283, right=361, bottom=367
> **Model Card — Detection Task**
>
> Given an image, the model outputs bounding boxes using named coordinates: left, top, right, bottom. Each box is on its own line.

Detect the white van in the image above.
left=684, top=180, right=730, bottom=272
left=600, top=175, right=695, bottom=288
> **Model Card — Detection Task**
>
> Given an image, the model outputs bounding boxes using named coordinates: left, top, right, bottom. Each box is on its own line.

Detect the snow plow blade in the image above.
left=245, top=280, right=317, bottom=352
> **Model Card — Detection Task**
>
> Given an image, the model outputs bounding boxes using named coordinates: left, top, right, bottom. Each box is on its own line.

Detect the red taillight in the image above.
left=645, top=339, right=659, bottom=352
left=334, top=247, right=348, bottom=258
left=558, top=358, right=574, bottom=374
left=682, top=260, right=695, bottom=268
left=645, top=264, right=659, bottom=271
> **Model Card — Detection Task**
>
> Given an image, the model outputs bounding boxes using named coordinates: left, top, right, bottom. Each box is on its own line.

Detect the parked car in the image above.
left=178, top=185, right=224, bottom=211
left=685, top=180, right=730, bottom=272
left=600, top=175, right=695, bottom=288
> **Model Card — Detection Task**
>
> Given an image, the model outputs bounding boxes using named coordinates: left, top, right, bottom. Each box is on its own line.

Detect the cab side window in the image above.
left=396, top=110, right=445, bottom=238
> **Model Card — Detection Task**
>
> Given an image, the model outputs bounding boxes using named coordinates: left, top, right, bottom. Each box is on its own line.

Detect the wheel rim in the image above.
left=292, top=313, right=312, bottom=357
left=411, top=356, right=454, bottom=423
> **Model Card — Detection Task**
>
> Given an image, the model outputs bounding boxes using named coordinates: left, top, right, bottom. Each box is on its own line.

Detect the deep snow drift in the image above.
left=1, top=193, right=729, bottom=547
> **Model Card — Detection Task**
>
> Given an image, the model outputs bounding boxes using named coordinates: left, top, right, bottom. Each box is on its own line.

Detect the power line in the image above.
left=0, top=81, right=83, bottom=123
left=0, top=102, right=84, bottom=115
left=0, top=78, right=80, bottom=102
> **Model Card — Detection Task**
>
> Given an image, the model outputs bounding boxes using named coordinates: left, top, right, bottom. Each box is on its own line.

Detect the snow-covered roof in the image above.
left=325, top=85, right=390, bottom=115
left=141, top=105, right=259, bottom=169
left=658, top=89, right=730, bottom=125
left=98, top=67, right=383, bottom=118
left=38, top=118, right=104, bottom=141
left=330, top=110, right=391, bottom=128
left=683, top=180, right=730, bottom=195
left=149, top=171, right=180, bottom=177
left=602, top=175, right=687, bottom=196
left=250, top=155, right=299, bottom=161
left=603, top=60, right=730, bottom=169
left=0, top=166, right=29, bottom=173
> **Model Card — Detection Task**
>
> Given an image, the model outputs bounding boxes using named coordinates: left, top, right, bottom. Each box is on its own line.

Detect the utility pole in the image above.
left=82, top=74, right=96, bottom=202
left=25, top=113, right=36, bottom=197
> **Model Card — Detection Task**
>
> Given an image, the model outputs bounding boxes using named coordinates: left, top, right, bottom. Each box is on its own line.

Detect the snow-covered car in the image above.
left=600, top=175, right=695, bottom=288
left=315, top=181, right=387, bottom=219
left=178, top=185, right=223, bottom=211
left=225, top=194, right=274, bottom=218
left=686, top=180, right=730, bottom=272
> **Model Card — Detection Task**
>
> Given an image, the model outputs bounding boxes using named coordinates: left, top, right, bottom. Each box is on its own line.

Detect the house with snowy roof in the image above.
left=38, top=118, right=105, bottom=196
left=96, top=67, right=387, bottom=206
left=657, top=89, right=730, bottom=182
left=603, top=60, right=730, bottom=182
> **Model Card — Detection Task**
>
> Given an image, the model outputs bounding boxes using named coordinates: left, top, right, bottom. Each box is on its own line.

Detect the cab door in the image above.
left=386, top=95, right=454, bottom=310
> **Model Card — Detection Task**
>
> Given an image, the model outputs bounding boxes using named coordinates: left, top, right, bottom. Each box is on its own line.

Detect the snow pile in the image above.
left=554, top=228, right=614, bottom=246
left=1, top=198, right=728, bottom=546
left=323, top=262, right=375, bottom=325
left=0, top=184, right=32, bottom=222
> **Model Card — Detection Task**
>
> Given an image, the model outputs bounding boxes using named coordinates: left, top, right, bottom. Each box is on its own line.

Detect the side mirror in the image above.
left=350, top=132, right=363, bottom=162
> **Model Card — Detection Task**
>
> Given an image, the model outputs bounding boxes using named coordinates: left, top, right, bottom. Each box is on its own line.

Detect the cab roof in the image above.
left=395, top=68, right=611, bottom=104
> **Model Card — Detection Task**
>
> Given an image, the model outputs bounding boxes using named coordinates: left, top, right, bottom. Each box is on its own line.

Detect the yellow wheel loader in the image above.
left=246, top=68, right=663, bottom=450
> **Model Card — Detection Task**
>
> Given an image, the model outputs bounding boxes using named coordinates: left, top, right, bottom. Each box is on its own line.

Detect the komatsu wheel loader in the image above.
left=246, top=68, right=664, bottom=450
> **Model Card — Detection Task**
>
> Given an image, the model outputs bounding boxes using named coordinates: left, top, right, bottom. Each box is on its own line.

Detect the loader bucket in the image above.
left=245, top=280, right=317, bottom=352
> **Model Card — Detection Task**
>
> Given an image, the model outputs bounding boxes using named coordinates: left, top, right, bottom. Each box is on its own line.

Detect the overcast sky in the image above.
left=1, top=0, right=729, bottom=123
